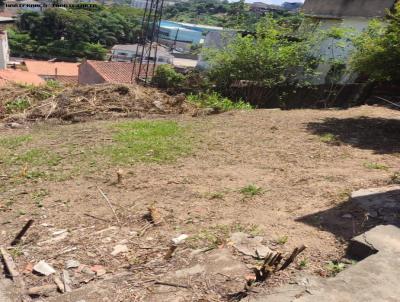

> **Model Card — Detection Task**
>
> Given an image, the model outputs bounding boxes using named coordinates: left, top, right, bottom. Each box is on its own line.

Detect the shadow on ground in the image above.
left=307, top=117, right=400, bottom=154
left=296, top=188, right=400, bottom=242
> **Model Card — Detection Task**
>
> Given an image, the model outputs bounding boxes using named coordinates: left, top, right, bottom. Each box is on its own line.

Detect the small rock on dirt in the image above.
left=65, top=260, right=80, bottom=269
left=91, top=265, right=106, bottom=276
left=230, top=232, right=274, bottom=259
left=172, top=234, right=189, bottom=245
left=111, top=244, right=129, bottom=256
left=33, top=260, right=56, bottom=276
left=342, top=214, right=353, bottom=219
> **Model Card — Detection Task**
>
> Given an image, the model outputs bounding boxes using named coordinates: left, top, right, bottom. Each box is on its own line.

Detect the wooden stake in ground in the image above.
left=0, top=247, right=31, bottom=301
left=97, top=187, right=121, bottom=226
left=11, top=219, right=34, bottom=246
left=0, top=247, right=20, bottom=279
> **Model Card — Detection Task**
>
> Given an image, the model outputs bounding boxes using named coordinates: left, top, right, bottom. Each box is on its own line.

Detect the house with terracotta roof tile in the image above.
left=24, top=60, right=79, bottom=84
left=0, top=68, right=45, bottom=86
left=78, top=60, right=155, bottom=85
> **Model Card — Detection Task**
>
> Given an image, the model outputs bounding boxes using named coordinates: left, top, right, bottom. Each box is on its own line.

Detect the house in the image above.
left=0, top=15, right=15, bottom=30
left=78, top=60, right=155, bottom=85
left=301, top=0, right=397, bottom=84
left=197, top=30, right=237, bottom=69
left=111, top=44, right=173, bottom=64
left=24, top=60, right=79, bottom=84
left=0, top=69, right=45, bottom=86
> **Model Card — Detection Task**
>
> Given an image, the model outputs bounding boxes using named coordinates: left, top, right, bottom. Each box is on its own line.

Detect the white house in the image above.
left=111, top=44, right=173, bottom=64
left=301, top=0, right=397, bottom=84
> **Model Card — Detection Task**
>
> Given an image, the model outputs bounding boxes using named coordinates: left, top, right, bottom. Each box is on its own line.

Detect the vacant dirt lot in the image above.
left=0, top=105, right=399, bottom=301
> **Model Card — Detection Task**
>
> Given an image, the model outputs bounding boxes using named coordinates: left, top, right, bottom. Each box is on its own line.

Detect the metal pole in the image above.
left=137, top=0, right=156, bottom=82
left=152, top=0, right=165, bottom=77
left=145, top=0, right=161, bottom=81
left=131, top=0, right=150, bottom=83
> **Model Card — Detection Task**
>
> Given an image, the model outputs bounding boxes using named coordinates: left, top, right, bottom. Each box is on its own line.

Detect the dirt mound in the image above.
left=0, top=84, right=196, bottom=123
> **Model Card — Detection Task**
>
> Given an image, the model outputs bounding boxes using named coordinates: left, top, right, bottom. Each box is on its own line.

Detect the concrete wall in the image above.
left=0, top=31, right=9, bottom=70
left=305, top=17, right=371, bottom=84
left=302, top=0, right=396, bottom=18
left=78, top=62, right=105, bottom=85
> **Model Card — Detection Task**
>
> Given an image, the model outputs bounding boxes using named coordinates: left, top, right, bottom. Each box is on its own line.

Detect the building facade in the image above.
left=302, top=0, right=397, bottom=84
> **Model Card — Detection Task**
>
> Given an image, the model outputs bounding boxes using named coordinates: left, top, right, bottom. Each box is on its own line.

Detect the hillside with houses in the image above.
left=0, top=0, right=399, bottom=302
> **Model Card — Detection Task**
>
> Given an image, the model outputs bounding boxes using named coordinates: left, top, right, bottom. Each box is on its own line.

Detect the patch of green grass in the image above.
left=298, top=259, right=308, bottom=269
left=0, top=135, right=32, bottom=149
left=10, top=148, right=62, bottom=167
left=187, top=223, right=262, bottom=249
left=208, top=191, right=225, bottom=200
left=104, top=120, right=191, bottom=164
left=5, top=98, right=30, bottom=113
left=187, top=92, right=252, bottom=111
left=363, top=162, right=389, bottom=170
left=240, top=185, right=263, bottom=197
left=319, top=133, right=337, bottom=144
left=327, top=261, right=345, bottom=276
left=276, top=235, right=288, bottom=245
left=32, top=189, right=48, bottom=208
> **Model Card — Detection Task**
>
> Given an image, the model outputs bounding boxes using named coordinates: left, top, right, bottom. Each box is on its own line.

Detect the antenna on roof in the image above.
left=131, top=0, right=165, bottom=84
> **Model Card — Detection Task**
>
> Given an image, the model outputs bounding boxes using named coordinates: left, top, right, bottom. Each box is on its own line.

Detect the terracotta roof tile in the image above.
left=0, top=69, right=45, bottom=86
left=86, top=60, right=155, bottom=84
left=25, top=60, right=79, bottom=77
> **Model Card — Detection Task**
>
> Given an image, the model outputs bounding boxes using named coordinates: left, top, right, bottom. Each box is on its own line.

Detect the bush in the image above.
left=187, top=92, right=252, bottom=111
left=350, top=3, right=400, bottom=82
left=5, top=98, right=30, bottom=113
left=203, top=16, right=322, bottom=93
left=152, top=65, right=185, bottom=89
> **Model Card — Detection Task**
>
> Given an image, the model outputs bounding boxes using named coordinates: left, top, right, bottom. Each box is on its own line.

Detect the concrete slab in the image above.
left=351, top=186, right=400, bottom=226
left=347, top=224, right=400, bottom=259
left=245, top=224, right=400, bottom=302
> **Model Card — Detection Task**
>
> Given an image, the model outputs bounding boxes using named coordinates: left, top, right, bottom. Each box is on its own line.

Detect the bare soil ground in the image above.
left=0, top=104, right=399, bottom=301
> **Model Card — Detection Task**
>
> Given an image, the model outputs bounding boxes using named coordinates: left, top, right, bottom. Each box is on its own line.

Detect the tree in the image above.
left=9, top=6, right=142, bottom=60
left=350, top=3, right=400, bottom=83
left=203, top=16, right=322, bottom=92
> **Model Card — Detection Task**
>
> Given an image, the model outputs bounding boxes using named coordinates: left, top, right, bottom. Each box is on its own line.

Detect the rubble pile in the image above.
left=0, top=84, right=196, bottom=123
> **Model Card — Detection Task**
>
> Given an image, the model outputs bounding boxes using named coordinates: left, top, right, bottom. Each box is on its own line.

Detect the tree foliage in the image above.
left=204, top=16, right=322, bottom=92
left=164, top=0, right=259, bottom=30
left=152, top=65, right=185, bottom=89
left=9, top=6, right=142, bottom=60
left=350, top=3, right=400, bottom=82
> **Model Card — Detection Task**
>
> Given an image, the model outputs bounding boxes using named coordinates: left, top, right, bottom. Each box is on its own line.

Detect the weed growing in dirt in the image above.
left=105, top=120, right=191, bottom=164
left=187, top=223, right=262, bottom=249
left=276, top=235, right=289, bottom=245
left=32, top=189, right=49, bottom=208
left=207, top=191, right=225, bottom=200
left=298, top=259, right=308, bottom=269
left=0, top=135, right=32, bottom=149
left=326, top=261, right=345, bottom=276
left=390, top=172, right=400, bottom=184
left=5, top=98, right=30, bottom=113
left=240, top=185, right=262, bottom=197
left=363, top=162, right=389, bottom=170
left=319, top=133, right=338, bottom=144
left=187, top=92, right=252, bottom=112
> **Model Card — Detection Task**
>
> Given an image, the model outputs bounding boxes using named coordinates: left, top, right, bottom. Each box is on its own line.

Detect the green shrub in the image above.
left=350, top=3, right=400, bottom=82
left=5, top=98, right=30, bottom=113
left=187, top=92, right=252, bottom=111
left=152, top=65, right=185, bottom=89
